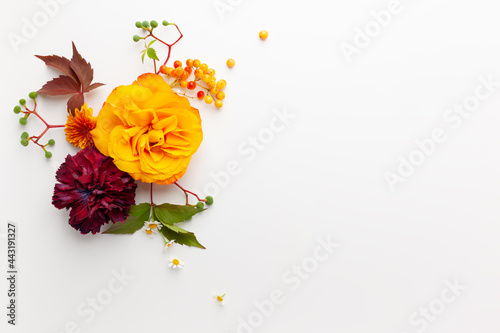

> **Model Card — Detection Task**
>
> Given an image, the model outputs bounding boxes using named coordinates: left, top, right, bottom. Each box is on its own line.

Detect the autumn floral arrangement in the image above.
left=12, top=20, right=229, bottom=250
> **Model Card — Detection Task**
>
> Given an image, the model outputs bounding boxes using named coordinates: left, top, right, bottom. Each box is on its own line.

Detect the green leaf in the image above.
left=159, top=225, right=205, bottom=249
left=141, top=52, right=146, bottom=64
left=153, top=203, right=205, bottom=225
left=147, top=47, right=159, bottom=61
left=148, top=40, right=156, bottom=47
left=103, top=203, right=151, bottom=234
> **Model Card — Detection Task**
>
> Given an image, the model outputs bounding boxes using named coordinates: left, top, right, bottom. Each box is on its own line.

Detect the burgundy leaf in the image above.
left=70, top=42, right=94, bottom=91
left=84, top=82, right=105, bottom=93
left=67, top=93, right=85, bottom=116
left=35, top=54, right=80, bottom=85
left=38, top=75, right=81, bottom=96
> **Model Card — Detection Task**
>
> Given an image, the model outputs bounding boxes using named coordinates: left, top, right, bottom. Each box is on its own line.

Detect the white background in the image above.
left=1, top=0, right=500, bottom=332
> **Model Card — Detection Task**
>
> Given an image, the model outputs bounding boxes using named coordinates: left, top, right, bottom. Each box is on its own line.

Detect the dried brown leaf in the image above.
left=37, top=75, right=80, bottom=96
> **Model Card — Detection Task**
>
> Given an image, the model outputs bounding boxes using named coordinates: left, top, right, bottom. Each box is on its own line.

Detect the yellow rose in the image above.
left=91, top=73, right=203, bottom=185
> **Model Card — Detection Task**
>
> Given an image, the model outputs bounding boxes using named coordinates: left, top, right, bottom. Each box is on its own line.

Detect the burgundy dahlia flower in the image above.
left=52, top=147, right=137, bottom=234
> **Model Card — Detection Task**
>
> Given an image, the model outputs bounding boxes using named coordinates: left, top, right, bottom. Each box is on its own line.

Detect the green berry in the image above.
left=48, top=139, right=55, bottom=146
left=20, top=139, right=29, bottom=147
left=133, top=35, right=140, bottom=42
left=150, top=20, right=158, bottom=28
left=19, top=118, right=27, bottom=125
left=162, top=20, right=169, bottom=26
left=196, top=202, right=204, bottom=209
left=142, top=21, right=149, bottom=28
left=45, top=151, right=52, bottom=159
left=135, top=21, right=142, bottom=28
left=13, top=106, right=21, bottom=114
left=19, top=99, right=26, bottom=105
left=205, top=196, right=214, bottom=205
left=29, top=91, right=37, bottom=99
left=21, top=132, right=29, bottom=139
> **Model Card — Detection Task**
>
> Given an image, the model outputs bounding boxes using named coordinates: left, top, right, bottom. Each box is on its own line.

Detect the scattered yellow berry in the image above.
left=207, top=80, right=216, bottom=89
left=186, top=59, right=194, bottom=67
left=210, top=87, right=219, bottom=95
left=205, top=95, right=213, bottom=104
left=179, top=80, right=188, bottom=88
left=207, top=68, right=215, bottom=76
left=193, top=59, right=201, bottom=67
left=200, top=63, right=208, bottom=73
left=215, top=99, right=223, bottom=108
left=259, top=30, right=268, bottom=40
left=226, top=58, right=235, bottom=68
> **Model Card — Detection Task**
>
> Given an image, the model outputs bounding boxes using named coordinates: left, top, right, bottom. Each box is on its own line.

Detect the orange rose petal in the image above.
left=92, top=73, right=203, bottom=185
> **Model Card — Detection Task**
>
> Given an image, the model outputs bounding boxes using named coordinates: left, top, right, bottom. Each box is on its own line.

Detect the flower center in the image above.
left=217, top=296, right=223, bottom=302
left=145, top=229, right=152, bottom=234
left=173, top=259, right=180, bottom=265
left=149, top=223, right=157, bottom=229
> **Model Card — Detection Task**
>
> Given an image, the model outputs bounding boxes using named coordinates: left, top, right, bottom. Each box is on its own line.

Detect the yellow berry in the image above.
left=226, top=58, right=235, bottom=68
left=186, top=59, right=194, bottom=67
left=210, top=87, right=219, bottom=95
left=174, top=66, right=184, bottom=76
left=166, top=67, right=174, bottom=75
left=207, top=80, right=216, bottom=89
left=204, top=95, right=213, bottom=104
left=207, top=68, right=215, bottom=76
left=194, top=69, right=204, bottom=78
left=216, top=80, right=226, bottom=90
left=181, top=71, right=190, bottom=80
left=216, top=91, right=225, bottom=100
left=193, top=59, right=201, bottom=67
left=215, top=99, right=223, bottom=108
left=218, top=80, right=227, bottom=89
left=259, top=30, right=268, bottom=39
left=200, top=63, right=208, bottom=73
left=202, top=74, right=212, bottom=83
left=179, top=80, right=188, bottom=88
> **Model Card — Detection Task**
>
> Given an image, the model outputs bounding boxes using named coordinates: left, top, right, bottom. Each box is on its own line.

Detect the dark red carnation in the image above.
left=52, top=147, right=137, bottom=234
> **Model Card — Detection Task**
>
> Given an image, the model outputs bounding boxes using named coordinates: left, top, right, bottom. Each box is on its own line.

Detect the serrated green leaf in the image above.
left=159, top=225, right=205, bottom=249
left=153, top=203, right=205, bottom=225
left=163, top=223, right=190, bottom=233
left=148, top=40, right=156, bottom=47
left=103, top=203, right=151, bottom=234
left=147, top=47, right=159, bottom=61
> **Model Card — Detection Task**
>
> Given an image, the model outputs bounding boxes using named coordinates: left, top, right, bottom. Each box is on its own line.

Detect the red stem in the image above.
left=174, top=182, right=205, bottom=203
left=147, top=24, right=183, bottom=74
left=150, top=183, right=154, bottom=205
left=23, top=102, right=64, bottom=149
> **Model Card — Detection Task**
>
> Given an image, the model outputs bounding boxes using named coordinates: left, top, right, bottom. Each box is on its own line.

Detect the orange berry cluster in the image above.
left=160, top=59, right=227, bottom=108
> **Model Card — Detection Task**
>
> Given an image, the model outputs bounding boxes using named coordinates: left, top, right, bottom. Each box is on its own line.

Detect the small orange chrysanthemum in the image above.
left=65, top=104, right=97, bottom=149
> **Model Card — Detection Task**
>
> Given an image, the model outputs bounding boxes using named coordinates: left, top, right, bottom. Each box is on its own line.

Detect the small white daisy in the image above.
left=142, top=221, right=162, bottom=238
left=163, top=239, right=175, bottom=252
left=168, top=257, right=184, bottom=269
left=215, top=293, right=226, bottom=305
